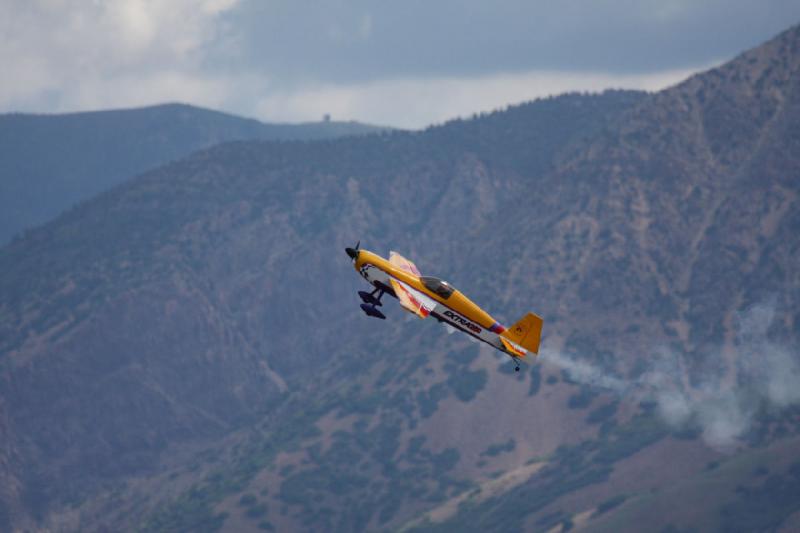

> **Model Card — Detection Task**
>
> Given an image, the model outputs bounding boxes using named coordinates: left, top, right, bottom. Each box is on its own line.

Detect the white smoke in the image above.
left=540, top=302, right=800, bottom=450
left=543, top=350, right=627, bottom=391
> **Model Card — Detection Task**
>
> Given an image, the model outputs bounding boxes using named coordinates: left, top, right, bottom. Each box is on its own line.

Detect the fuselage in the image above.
left=353, top=250, right=508, bottom=348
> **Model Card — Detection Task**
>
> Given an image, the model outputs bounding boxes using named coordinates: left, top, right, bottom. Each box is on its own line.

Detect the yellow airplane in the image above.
left=346, top=243, right=543, bottom=371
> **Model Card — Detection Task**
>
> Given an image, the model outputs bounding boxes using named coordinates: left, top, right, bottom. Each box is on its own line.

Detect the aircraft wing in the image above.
left=390, top=278, right=436, bottom=319
left=389, top=251, right=422, bottom=276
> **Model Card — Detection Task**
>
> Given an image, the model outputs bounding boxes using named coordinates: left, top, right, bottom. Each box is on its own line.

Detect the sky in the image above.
left=2, top=1, right=800, bottom=129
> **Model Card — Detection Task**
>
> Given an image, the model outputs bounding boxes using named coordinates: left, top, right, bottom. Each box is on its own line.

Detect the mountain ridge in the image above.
left=0, top=102, right=388, bottom=245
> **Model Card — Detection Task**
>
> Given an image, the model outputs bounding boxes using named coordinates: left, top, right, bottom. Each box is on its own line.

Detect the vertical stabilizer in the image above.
left=501, top=313, right=543, bottom=354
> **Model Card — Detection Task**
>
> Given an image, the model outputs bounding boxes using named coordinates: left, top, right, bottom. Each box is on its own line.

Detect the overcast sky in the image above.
left=2, top=1, right=799, bottom=128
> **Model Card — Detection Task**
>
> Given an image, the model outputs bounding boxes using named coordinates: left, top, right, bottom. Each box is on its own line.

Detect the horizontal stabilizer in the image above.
left=500, top=337, right=527, bottom=358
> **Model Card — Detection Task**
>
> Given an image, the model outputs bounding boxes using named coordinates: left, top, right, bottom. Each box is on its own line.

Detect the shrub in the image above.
left=245, top=504, right=268, bottom=519
left=528, top=365, right=542, bottom=396
left=238, top=493, right=257, bottom=507
left=481, top=439, right=516, bottom=457
left=595, top=494, right=627, bottom=515
left=448, top=368, right=488, bottom=402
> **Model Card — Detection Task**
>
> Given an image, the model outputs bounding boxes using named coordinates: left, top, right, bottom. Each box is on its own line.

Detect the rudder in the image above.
left=501, top=313, right=543, bottom=354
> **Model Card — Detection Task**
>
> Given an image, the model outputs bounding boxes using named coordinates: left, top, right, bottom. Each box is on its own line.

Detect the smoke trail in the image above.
left=540, top=302, right=800, bottom=450
left=542, top=350, right=628, bottom=392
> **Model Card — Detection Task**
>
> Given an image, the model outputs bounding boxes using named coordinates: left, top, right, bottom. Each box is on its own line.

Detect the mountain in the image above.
left=1, top=24, right=799, bottom=533
left=0, top=103, right=387, bottom=245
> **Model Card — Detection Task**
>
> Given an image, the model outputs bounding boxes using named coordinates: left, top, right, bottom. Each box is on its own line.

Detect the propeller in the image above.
left=345, top=240, right=360, bottom=260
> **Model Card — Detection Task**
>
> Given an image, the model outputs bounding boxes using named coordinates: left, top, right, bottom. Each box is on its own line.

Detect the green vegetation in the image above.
left=481, top=439, right=516, bottom=457
left=417, top=383, right=449, bottom=418
left=245, top=503, right=268, bottom=519
left=441, top=345, right=488, bottom=402
left=528, top=365, right=542, bottom=396
left=718, top=462, right=800, bottom=532
left=446, top=345, right=480, bottom=366
left=594, top=494, right=627, bottom=516
left=535, top=510, right=570, bottom=530
left=275, top=411, right=463, bottom=531
left=586, top=401, right=618, bottom=424
left=659, top=525, right=698, bottom=533
left=139, top=393, right=337, bottom=532
left=435, top=449, right=461, bottom=473
left=138, top=368, right=475, bottom=533
left=447, top=367, right=488, bottom=402
left=0, top=500, right=11, bottom=532
left=567, top=387, right=597, bottom=409
left=238, top=493, right=257, bottom=507
left=414, top=412, right=669, bottom=532
left=591, top=415, right=666, bottom=466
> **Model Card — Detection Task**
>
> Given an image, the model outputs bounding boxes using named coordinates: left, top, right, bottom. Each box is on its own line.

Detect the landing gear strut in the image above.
left=358, top=288, right=383, bottom=307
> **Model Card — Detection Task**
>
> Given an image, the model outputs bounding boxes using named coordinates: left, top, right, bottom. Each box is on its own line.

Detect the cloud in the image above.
left=0, top=0, right=240, bottom=111
left=1, top=1, right=798, bottom=127
left=1, top=2, right=704, bottom=130
left=229, top=0, right=800, bottom=83
left=541, top=302, right=800, bottom=450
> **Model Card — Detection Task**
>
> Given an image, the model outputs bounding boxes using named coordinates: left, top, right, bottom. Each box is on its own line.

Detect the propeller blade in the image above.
left=346, top=240, right=361, bottom=260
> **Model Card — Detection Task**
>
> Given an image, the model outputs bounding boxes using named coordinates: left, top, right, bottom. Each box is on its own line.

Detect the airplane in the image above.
left=345, top=242, right=543, bottom=371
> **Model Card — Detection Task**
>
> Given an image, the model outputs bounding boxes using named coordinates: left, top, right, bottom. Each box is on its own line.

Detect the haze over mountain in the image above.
left=0, top=103, right=386, bottom=245
left=1, top=24, right=799, bottom=533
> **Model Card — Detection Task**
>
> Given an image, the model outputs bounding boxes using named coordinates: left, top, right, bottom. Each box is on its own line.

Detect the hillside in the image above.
left=0, top=103, right=386, bottom=245
left=1, top=24, right=799, bottom=533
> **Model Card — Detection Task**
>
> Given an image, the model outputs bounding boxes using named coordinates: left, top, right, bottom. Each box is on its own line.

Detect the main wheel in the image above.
left=360, top=303, right=386, bottom=320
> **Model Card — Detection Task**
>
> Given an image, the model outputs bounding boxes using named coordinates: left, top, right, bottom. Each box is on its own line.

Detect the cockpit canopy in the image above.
left=420, top=276, right=455, bottom=299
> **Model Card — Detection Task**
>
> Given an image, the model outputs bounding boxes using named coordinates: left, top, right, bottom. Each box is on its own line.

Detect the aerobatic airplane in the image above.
left=345, top=243, right=543, bottom=371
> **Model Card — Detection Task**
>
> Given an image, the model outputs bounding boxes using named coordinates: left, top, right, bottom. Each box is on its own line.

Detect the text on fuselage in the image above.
left=443, top=310, right=482, bottom=334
